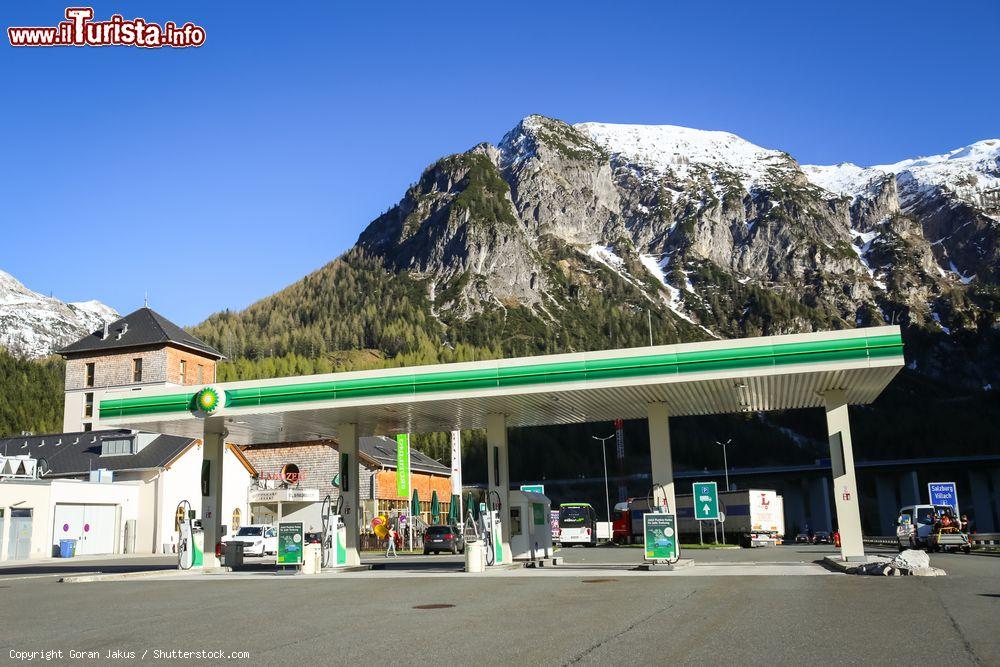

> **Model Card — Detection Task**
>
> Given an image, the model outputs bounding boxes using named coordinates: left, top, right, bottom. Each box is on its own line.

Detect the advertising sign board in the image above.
left=277, top=522, right=304, bottom=566
left=643, top=512, right=678, bottom=561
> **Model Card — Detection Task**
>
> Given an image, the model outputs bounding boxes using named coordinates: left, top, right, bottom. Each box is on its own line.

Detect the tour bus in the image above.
left=558, top=503, right=598, bottom=547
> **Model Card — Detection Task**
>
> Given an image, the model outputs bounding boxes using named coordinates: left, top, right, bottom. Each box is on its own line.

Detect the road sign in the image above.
left=520, top=484, right=545, bottom=494
left=928, top=482, right=959, bottom=514
left=643, top=512, right=677, bottom=561
left=276, top=522, right=304, bottom=566
left=692, top=482, right=720, bottom=521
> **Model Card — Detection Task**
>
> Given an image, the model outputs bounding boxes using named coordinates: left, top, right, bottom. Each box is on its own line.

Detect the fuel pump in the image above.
left=320, top=494, right=346, bottom=568
left=176, top=500, right=204, bottom=570
left=482, top=489, right=503, bottom=566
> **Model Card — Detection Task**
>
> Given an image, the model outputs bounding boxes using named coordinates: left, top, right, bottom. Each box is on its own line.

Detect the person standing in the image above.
left=386, top=526, right=398, bottom=558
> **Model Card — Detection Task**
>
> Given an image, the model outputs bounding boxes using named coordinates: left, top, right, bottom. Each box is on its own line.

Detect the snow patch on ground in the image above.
left=803, top=138, right=1000, bottom=218
left=930, top=312, right=951, bottom=335
left=848, top=229, right=887, bottom=290
left=948, top=261, right=976, bottom=285
left=576, top=121, right=791, bottom=195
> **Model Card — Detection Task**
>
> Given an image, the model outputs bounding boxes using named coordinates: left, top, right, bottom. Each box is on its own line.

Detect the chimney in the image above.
left=101, top=322, right=109, bottom=340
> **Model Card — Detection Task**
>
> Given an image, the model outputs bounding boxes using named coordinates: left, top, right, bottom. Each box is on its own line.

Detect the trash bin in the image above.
left=302, top=544, right=321, bottom=575
left=59, top=539, right=77, bottom=558
left=465, top=540, right=484, bottom=573
left=223, top=541, right=244, bottom=568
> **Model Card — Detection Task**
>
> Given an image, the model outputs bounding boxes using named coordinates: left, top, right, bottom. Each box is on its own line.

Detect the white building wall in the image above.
left=0, top=479, right=140, bottom=560
left=158, top=444, right=204, bottom=555
left=222, top=447, right=252, bottom=537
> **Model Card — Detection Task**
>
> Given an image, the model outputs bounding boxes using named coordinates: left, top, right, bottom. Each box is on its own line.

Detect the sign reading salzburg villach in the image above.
left=8, top=7, right=206, bottom=48
left=928, top=482, right=959, bottom=514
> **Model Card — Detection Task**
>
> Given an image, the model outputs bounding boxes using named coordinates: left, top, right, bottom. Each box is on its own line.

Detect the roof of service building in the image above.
left=58, top=307, right=223, bottom=359
left=0, top=429, right=197, bottom=477
left=360, top=436, right=450, bottom=475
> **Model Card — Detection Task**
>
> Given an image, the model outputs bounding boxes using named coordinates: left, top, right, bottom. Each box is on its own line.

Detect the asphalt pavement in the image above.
left=1, top=545, right=997, bottom=665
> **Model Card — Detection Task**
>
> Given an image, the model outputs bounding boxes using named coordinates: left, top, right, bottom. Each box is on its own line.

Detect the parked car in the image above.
left=223, top=524, right=277, bottom=557
left=423, top=525, right=464, bottom=555
left=794, top=533, right=811, bottom=544
left=811, top=531, right=832, bottom=545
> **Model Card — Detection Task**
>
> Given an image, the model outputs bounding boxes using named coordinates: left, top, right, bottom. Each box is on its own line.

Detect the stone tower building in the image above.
left=58, top=308, right=223, bottom=432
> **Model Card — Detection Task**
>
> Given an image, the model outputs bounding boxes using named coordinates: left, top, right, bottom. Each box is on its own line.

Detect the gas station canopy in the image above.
left=98, top=326, right=904, bottom=443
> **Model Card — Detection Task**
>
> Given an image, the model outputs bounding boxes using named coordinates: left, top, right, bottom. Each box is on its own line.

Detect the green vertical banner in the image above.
left=396, top=434, right=411, bottom=498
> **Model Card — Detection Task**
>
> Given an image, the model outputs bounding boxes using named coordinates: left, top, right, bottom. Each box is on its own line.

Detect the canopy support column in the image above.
left=486, top=412, right=512, bottom=564
left=338, top=422, right=361, bottom=567
left=647, top=403, right=676, bottom=514
left=823, top=389, right=865, bottom=561
left=201, top=422, right=226, bottom=568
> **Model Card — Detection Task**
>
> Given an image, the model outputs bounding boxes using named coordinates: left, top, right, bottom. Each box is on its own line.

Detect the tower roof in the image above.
left=57, top=307, right=223, bottom=359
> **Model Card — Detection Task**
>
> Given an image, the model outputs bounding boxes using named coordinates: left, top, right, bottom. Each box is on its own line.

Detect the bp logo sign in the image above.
left=195, top=387, right=223, bottom=414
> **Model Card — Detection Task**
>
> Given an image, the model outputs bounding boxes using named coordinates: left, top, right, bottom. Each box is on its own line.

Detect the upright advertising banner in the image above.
left=396, top=434, right=411, bottom=498
left=643, top=512, right=678, bottom=561
left=277, top=522, right=304, bottom=566
left=450, top=430, right=462, bottom=497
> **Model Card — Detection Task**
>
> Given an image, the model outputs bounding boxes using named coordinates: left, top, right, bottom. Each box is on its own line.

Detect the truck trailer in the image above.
left=613, top=489, right=785, bottom=547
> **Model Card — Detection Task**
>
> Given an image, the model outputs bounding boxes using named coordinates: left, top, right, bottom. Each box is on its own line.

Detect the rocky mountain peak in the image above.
left=0, top=270, right=118, bottom=359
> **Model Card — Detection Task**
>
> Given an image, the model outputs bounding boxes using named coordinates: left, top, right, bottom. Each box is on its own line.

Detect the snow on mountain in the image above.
left=575, top=121, right=792, bottom=192
left=803, top=139, right=1000, bottom=218
left=0, top=270, right=118, bottom=359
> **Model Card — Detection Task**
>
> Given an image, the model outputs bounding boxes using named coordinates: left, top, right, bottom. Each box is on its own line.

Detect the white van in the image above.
left=895, top=505, right=966, bottom=552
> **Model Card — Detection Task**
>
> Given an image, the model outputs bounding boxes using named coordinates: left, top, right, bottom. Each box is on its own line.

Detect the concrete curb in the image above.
left=636, top=558, right=695, bottom=572
left=60, top=569, right=188, bottom=583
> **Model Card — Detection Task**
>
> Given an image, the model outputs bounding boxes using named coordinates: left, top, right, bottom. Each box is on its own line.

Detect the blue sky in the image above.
left=2, top=1, right=998, bottom=325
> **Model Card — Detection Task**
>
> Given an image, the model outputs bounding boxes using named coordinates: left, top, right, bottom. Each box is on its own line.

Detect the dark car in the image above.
left=794, top=533, right=810, bottom=544
left=423, top=525, right=464, bottom=555
left=811, top=531, right=832, bottom=545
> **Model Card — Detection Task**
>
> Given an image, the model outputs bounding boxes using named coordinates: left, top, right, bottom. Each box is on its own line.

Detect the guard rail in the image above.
left=863, top=534, right=1000, bottom=547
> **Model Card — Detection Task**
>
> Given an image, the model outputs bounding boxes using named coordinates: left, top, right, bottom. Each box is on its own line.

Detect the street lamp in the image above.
left=592, top=433, right=615, bottom=527
left=716, top=439, right=733, bottom=491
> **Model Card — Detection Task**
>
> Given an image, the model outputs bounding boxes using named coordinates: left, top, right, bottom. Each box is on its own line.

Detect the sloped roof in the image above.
left=58, top=307, right=222, bottom=359
left=0, top=429, right=197, bottom=477
left=359, top=436, right=450, bottom=475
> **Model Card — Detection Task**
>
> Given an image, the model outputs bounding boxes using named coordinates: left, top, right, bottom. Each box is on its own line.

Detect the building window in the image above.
left=83, top=423, right=92, bottom=432
left=84, top=392, right=94, bottom=418
left=232, top=508, right=241, bottom=532
left=101, top=437, right=135, bottom=456
left=85, top=362, right=95, bottom=388
left=197, top=365, right=204, bottom=384
left=179, top=360, right=187, bottom=384
left=132, top=358, right=143, bottom=383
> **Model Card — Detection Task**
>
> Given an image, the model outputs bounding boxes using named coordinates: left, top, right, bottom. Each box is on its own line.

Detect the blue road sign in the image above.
left=928, top=482, right=959, bottom=514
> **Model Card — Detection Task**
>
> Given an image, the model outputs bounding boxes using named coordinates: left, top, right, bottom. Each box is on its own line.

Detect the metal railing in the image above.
left=863, top=534, right=1000, bottom=547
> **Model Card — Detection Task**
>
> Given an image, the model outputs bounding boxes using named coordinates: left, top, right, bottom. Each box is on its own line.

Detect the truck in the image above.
left=612, top=489, right=785, bottom=547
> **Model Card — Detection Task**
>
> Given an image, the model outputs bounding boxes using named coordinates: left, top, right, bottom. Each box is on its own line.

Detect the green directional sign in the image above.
left=693, top=481, right=720, bottom=521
